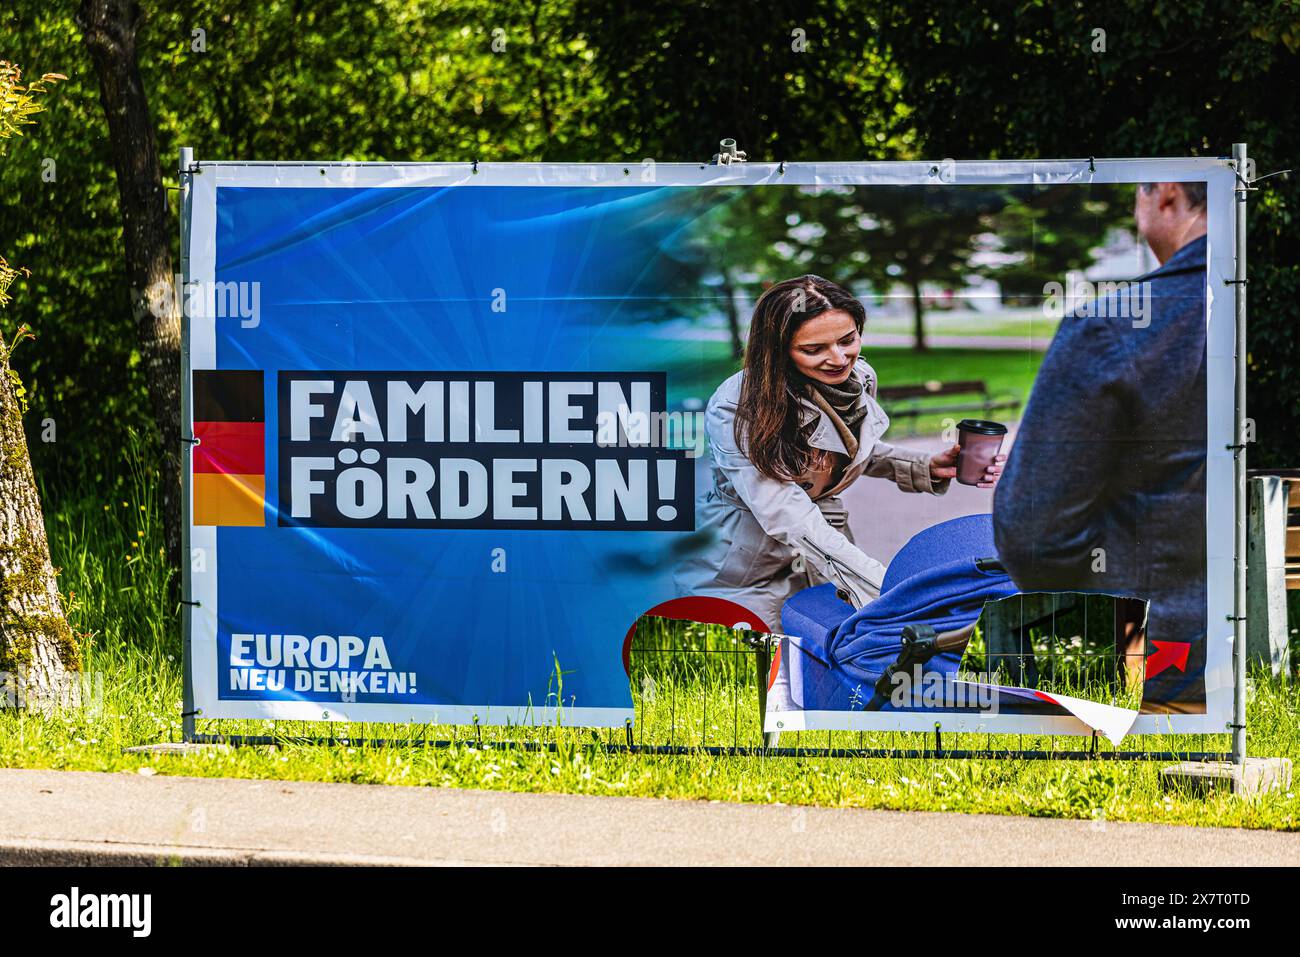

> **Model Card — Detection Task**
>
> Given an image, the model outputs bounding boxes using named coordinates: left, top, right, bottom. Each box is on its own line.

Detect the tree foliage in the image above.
left=875, top=0, right=1300, bottom=465
left=1, top=61, right=63, bottom=308
left=1, top=0, right=1297, bottom=499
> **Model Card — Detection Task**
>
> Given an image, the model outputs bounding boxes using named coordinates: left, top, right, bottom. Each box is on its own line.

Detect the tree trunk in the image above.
left=0, top=342, right=79, bottom=709
left=78, top=0, right=182, bottom=577
left=721, top=274, right=744, bottom=360
left=908, top=277, right=928, bottom=352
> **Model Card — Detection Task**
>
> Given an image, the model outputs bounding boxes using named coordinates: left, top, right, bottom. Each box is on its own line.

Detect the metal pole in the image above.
left=1231, top=142, right=1249, bottom=765
left=179, top=146, right=196, bottom=743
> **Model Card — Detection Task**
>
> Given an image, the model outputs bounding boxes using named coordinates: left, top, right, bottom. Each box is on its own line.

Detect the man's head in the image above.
left=1135, top=181, right=1207, bottom=265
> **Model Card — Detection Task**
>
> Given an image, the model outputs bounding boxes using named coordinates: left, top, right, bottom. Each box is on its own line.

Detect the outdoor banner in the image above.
left=184, top=158, right=1236, bottom=737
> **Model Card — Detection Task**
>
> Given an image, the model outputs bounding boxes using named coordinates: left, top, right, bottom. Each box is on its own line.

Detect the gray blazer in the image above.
left=992, top=235, right=1209, bottom=712
left=674, top=358, right=950, bottom=630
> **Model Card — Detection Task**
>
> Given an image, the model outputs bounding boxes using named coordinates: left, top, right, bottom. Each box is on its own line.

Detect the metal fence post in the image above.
left=179, top=146, right=196, bottom=744
left=1231, top=142, right=1249, bottom=766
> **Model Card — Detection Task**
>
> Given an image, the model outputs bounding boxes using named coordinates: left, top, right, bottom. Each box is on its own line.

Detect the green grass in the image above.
left=864, top=347, right=1044, bottom=437
left=863, top=307, right=1062, bottom=341
left=2, top=430, right=1297, bottom=832
left=2, top=642, right=1296, bottom=830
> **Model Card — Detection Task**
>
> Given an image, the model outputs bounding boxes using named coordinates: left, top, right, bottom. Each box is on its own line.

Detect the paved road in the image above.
left=1, top=768, right=1296, bottom=866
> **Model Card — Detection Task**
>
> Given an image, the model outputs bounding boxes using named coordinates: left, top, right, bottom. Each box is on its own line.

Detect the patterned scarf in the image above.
left=806, top=373, right=868, bottom=460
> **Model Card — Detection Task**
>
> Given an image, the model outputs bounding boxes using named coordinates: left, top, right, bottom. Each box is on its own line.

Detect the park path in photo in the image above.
left=843, top=424, right=1020, bottom=567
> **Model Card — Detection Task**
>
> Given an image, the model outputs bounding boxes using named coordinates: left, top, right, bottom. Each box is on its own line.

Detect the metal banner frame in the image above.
left=177, top=149, right=1248, bottom=757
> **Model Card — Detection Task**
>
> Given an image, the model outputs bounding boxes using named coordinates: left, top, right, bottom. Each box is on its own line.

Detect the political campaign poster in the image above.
left=183, top=159, right=1236, bottom=738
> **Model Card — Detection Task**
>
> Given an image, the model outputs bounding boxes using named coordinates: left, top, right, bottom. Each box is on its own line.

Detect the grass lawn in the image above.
left=865, top=308, right=1063, bottom=342
left=3, top=434, right=1296, bottom=832
left=866, top=347, right=1043, bottom=402
left=864, top=347, right=1043, bottom=436
left=2, top=631, right=1296, bottom=831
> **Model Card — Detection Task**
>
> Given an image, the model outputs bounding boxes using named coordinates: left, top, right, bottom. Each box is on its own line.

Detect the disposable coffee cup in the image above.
left=955, top=419, right=1007, bottom=486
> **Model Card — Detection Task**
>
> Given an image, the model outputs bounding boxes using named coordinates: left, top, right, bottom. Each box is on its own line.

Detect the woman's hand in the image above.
left=929, top=444, right=1008, bottom=489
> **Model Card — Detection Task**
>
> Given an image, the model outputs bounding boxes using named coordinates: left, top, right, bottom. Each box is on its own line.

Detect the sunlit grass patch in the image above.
left=3, top=429, right=1296, bottom=831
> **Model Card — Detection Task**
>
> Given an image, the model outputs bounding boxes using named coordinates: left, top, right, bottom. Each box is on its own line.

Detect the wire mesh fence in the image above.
left=970, top=593, right=1147, bottom=712
left=624, top=600, right=1227, bottom=760
left=188, top=596, right=1230, bottom=761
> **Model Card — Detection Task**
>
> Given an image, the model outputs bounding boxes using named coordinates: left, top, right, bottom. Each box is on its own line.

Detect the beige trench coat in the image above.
left=673, top=358, right=950, bottom=630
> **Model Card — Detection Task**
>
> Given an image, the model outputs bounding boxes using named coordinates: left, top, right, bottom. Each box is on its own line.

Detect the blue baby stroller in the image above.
left=754, top=513, right=1026, bottom=729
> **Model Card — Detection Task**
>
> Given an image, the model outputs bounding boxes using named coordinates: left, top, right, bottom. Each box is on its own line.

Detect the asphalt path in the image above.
left=1, top=768, right=1295, bottom=866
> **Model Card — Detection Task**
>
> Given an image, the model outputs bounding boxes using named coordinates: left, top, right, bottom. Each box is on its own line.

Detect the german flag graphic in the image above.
left=192, top=370, right=265, bottom=526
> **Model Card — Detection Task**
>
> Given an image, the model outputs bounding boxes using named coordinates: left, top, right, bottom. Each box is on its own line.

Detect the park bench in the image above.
left=875, top=379, right=1021, bottom=435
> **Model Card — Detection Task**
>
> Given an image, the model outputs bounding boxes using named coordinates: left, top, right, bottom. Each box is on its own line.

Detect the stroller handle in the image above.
left=931, top=621, right=978, bottom=653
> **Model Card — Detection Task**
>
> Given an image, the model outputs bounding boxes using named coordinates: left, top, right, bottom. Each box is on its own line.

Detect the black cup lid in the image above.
left=956, top=418, right=1008, bottom=435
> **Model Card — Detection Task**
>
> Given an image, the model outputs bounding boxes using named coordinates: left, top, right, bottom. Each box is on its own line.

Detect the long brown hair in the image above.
left=733, top=275, right=866, bottom=481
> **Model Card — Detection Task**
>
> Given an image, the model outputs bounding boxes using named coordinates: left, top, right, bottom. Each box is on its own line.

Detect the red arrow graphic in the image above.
left=1145, top=641, right=1191, bottom=680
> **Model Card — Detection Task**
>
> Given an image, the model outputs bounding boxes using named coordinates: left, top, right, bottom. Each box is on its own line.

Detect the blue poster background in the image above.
left=212, top=185, right=725, bottom=714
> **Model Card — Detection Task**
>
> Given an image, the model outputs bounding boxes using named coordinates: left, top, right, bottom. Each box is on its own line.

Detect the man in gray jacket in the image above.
left=993, top=181, right=1209, bottom=713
